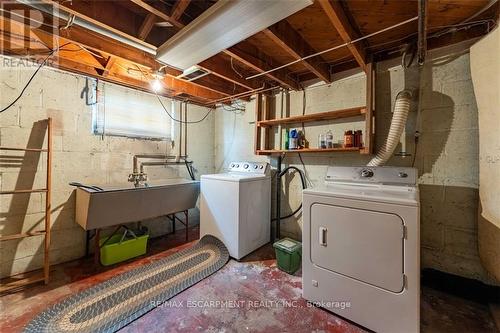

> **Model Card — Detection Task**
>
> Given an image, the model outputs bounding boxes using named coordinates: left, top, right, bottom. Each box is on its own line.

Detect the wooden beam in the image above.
left=129, top=0, right=184, bottom=29
left=1, top=16, right=228, bottom=102
left=170, top=0, right=190, bottom=22
left=40, top=0, right=155, bottom=50
left=95, top=55, right=116, bottom=77
left=198, top=56, right=262, bottom=90
left=317, top=0, right=367, bottom=72
left=224, top=43, right=300, bottom=91
left=263, top=21, right=331, bottom=83
left=138, top=13, right=156, bottom=40
left=39, top=0, right=256, bottom=95
left=254, top=93, right=263, bottom=153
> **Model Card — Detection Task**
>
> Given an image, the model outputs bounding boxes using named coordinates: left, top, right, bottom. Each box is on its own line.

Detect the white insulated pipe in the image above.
left=367, top=90, right=412, bottom=166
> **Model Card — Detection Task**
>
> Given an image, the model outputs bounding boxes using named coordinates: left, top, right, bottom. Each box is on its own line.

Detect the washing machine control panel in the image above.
left=325, top=166, right=417, bottom=185
left=229, top=162, right=269, bottom=174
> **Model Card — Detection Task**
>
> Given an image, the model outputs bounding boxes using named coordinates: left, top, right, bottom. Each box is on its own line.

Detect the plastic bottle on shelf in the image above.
left=289, top=129, right=298, bottom=150
left=326, top=130, right=334, bottom=149
left=318, top=134, right=326, bottom=149
left=284, top=129, right=289, bottom=150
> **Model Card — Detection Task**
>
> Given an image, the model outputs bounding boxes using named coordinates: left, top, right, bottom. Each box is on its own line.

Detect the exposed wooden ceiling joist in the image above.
left=224, top=42, right=300, bottom=91
left=198, top=56, right=262, bottom=91
left=3, top=1, right=255, bottom=100
left=2, top=0, right=496, bottom=100
left=137, top=13, right=156, bottom=41
left=263, top=21, right=331, bottom=83
left=170, top=0, right=191, bottom=22
left=0, top=14, right=228, bottom=103
left=317, top=0, right=367, bottom=72
left=129, top=0, right=183, bottom=29
left=139, top=1, right=298, bottom=90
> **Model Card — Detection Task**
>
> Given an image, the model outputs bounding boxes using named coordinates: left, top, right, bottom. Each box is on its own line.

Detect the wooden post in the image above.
left=262, top=95, right=272, bottom=151
left=44, top=117, right=52, bottom=284
left=362, top=62, right=375, bottom=155
left=254, top=93, right=263, bottom=154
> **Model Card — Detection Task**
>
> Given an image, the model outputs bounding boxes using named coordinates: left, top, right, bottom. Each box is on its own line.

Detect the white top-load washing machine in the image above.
left=302, top=166, right=420, bottom=333
left=200, top=162, right=271, bottom=260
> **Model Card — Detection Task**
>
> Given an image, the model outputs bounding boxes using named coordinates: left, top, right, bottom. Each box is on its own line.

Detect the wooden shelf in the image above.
left=257, top=106, right=366, bottom=127
left=254, top=65, right=375, bottom=156
left=256, top=147, right=362, bottom=155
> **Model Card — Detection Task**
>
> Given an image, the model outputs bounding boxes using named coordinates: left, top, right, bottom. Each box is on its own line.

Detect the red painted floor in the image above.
left=1, top=227, right=498, bottom=333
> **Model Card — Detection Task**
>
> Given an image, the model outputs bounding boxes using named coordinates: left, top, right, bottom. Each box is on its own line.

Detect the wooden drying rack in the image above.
left=0, top=118, right=52, bottom=293
left=254, top=63, right=375, bottom=155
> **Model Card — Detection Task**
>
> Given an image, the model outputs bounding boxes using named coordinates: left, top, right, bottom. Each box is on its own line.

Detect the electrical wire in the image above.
left=0, top=43, right=70, bottom=114
left=155, top=94, right=214, bottom=124
left=230, top=57, right=244, bottom=78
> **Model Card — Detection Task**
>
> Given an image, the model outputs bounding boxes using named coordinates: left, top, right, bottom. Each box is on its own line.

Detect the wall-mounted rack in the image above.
left=0, top=118, right=53, bottom=293
left=254, top=63, right=375, bottom=156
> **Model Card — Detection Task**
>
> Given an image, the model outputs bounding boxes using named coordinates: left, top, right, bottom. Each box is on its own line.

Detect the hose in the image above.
left=68, top=182, right=103, bottom=191
left=272, top=166, right=306, bottom=221
left=184, top=159, right=196, bottom=180
left=367, top=90, right=412, bottom=166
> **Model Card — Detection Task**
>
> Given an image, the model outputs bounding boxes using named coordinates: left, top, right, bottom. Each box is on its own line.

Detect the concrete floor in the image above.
left=1, top=227, right=498, bottom=333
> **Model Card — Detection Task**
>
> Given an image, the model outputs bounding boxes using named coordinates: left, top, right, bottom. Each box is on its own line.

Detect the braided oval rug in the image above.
left=24, top=235, right=229, bottom=333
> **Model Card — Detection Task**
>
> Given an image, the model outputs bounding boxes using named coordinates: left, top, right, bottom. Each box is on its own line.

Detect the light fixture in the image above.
left=151, top=71, right=165, bottom=93
left=151, top=79, right=163, bottom=93
left=156, top=0, right=313, bottom=70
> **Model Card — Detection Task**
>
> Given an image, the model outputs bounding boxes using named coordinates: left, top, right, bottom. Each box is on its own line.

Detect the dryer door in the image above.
left=310, top=203, right=405, bottom=293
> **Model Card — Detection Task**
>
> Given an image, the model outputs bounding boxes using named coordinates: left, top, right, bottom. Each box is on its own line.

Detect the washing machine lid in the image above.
left=201, top=173, right=270, bottom=183
left=303, top=183, right=419, bottom=206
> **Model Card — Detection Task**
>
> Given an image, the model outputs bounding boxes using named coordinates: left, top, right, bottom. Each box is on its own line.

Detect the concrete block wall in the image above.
left=214, top=42, right=494, bottom=284
left=0, top=58, right=215, bottom=278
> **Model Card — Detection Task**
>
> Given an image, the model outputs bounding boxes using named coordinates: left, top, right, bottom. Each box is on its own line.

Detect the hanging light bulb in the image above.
left=151, top=78, right=163, bottom=93
left=151, top=70, right=165, bottom=93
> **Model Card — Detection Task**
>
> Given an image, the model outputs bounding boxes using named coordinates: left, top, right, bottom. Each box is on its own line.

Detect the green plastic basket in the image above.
left=99, top=232, right=149, bottom=266
left=273, top=237, right=302, bottom=274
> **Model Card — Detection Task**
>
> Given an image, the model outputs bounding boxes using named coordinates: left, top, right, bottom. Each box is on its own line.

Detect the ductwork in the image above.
left=367, top=90, right=412, bottom=166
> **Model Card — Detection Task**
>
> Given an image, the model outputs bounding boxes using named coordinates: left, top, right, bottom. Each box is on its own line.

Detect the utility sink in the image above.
left=75, top=179, right=200, bottom=230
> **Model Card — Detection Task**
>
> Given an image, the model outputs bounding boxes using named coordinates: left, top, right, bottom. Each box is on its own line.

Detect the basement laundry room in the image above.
left=0, top=1, right=499, bottom=332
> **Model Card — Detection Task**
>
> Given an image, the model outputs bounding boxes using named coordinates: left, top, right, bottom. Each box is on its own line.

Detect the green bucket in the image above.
left=273, top=237, right=301, bottom=274
left=99, top=230, right=149, bottom=266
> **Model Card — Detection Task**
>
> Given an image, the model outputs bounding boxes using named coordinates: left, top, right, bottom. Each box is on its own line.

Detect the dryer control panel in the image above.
left=229, top=162, right=269, bottom=175
left=325, top=166, right=417, bottom=185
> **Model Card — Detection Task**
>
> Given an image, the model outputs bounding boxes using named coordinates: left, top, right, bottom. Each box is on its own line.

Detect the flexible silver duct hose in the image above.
left=367, top=90, right=412, bottom=166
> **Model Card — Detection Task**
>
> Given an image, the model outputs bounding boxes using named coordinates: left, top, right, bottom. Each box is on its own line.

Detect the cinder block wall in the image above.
left=0, top=58, right=215, bottom=278
left=215, top=42, right=494, bottom=284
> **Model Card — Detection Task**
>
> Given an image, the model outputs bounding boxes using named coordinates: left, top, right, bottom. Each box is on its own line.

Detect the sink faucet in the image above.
left=129, top=153, right=194, bottom=186
left=128, top=172, right=147, bottom=187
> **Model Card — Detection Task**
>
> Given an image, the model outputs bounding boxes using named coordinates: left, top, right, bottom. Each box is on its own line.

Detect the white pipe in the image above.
left=367, top=90, right=412, bottom=166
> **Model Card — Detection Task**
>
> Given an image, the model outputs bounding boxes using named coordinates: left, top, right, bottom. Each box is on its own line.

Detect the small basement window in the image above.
left=92, top=82, right=172, bottom=140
